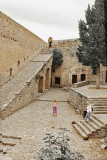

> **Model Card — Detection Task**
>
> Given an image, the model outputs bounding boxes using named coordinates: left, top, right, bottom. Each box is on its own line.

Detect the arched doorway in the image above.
left=38, top=76, right=43, bottom=93
left=48, top=37, right=53, bottom=48
left=45, top=68, right=50, bottom=89
left=49, top=42, right=52, bottom=48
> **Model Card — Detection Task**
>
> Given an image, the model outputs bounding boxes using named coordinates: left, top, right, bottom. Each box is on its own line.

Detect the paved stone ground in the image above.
left=73, top=84, right=107, bottom=98
left=2, top=88, right=107, bottom=160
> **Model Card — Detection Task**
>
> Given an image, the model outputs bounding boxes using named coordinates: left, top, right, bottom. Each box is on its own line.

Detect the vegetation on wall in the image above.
left=52, top=48, right=63, bottom=72
left=76, top=0, right=107, bottom=88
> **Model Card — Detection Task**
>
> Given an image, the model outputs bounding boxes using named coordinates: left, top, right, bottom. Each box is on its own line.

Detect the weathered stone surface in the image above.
left=1, top=88, right=107, bottom=160
left=100, top=144, right=107, bottom=149
left=0, top=12, right=48, bottom=86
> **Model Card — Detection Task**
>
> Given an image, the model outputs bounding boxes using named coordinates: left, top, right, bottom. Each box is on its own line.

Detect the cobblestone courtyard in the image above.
left=2, top=88, right=107, bottom=160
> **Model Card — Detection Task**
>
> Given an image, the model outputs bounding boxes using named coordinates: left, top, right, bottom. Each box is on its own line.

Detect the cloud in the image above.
left=0, top=0, right=95, bottom=41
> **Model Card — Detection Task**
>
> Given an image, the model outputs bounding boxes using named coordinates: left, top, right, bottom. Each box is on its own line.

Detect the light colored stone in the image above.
left=100, top=144, right=107, bottom=149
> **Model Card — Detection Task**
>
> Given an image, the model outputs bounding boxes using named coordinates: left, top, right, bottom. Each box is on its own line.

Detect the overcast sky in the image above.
left=0, top=0, right=95, bottom=42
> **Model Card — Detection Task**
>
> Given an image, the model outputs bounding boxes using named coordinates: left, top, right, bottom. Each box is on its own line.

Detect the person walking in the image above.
left=53, top=99, right=57, bottom=116
left=84, top=102, right=92, bottom=121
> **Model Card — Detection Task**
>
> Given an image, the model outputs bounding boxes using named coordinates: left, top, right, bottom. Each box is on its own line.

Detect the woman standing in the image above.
left=84, top=102, right=92, bottom=121
left=53, top=99, right=57, bottom=116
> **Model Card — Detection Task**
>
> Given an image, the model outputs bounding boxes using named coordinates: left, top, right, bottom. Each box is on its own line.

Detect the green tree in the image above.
left=52, top=48, right=63, bottom=72
left=76, top=0, right=107, bottom=88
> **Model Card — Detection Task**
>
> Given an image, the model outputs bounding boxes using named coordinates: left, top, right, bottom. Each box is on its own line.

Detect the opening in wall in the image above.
left=18, top=61, right=20, bottom=66
left=49, top=42, right=52, bottom=48
left=10, top=68, right=12, bottom=76
left=38, top=76, right=43, bottom=93
left=45, top=68, right=50, bottom=89
left=55, top=77, right=60, bottom=84
left=105, top=70, right=107, bottom=82
left=81, top=74, right=86, bottom=81
left=72, top=75, right=77, bottom=84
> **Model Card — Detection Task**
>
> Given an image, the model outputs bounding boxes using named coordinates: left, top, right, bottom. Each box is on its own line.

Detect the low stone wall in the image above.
left=72, top=81, right=105, bottom=88
left=96, top=125, right=107, bottom=138
left=72, top=81, right=90, bottom=88
left=1, top=78, right=38, bottom=119
left=69, top=88, right=88, bottom=114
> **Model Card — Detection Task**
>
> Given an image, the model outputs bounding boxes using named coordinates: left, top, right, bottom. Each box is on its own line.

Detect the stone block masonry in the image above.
left=69, top=85, right=107, bottom=138
left=0, top=11, right=48, bottom=86
left=0, top=53, right=53, bottom=119
left=50, top=38, right=107, bottom=87
left=69, top=88, right=88, bottom=114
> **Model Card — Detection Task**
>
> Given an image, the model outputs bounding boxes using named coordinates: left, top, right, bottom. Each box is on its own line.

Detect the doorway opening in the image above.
left=105, top=70, right=107, bottom=82
left=55, top=77, right=60, bottom=85
left=72, top=75, right=77, bottom=84
left=45, top=68, right=50, bottom=89
left=49, top=42, right=52, bottom=48
left=38, top=76, right=43, bottom=93
left=81, top=74, right=86, bottom=81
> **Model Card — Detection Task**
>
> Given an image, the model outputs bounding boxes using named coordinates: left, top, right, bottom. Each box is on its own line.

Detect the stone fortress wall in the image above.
left=1, top=53, right=53, bottom=119
left=0, top=12, right=52, bottom=119
left=0, top=11, right=48, bottom=86
left=49, top=38, right=107, bottom=87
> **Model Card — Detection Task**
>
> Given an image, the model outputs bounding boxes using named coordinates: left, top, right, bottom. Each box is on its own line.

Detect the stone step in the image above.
left=0, top=155, right=12, bottom=160
left=0, top=135, right=2, bottom=143
left=2, top=135, right=21, bottom=140
left=91, top=114, right=105, bottom=125
left=77, top=122, right=92, bottom=136
left=72, top=123, right=88, bottom=140
left=93, top=111, right=107, bottom=114
left=92, top=103, right=107, bottom=106
left=2, top=137, right=20, bottom=146
left=87, top=121, right=100, bottom=131
left=80, top=120, right=96, bottom=133
left=0, top=143, right=3, bottom=152
left=89, top=100, right=107, bottom=102
left=0, top=152, right=3, bottom=156
left=3, top=145, right=13, bottom=154
left=91, top=116, right=104, bottom=128
left=93, top=107, right=107, bottom=111
left=89, top=98, right=107, bottom=101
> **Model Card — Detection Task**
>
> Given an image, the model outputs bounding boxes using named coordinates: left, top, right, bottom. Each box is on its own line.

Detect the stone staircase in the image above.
left=0, top=133, right=21, bottom=157
left=0, top=53, right=52, bottom=119
left=89, top=98, right=107, bottom=114
left=72, top=114, right=106, bottom=140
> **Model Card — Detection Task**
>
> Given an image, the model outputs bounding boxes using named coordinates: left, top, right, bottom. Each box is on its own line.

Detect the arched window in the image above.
left=10, top=68, right=12, bottom=76
left=45, top=68, right=50, bottom=89
left=18, top=61, right=20, bottom=66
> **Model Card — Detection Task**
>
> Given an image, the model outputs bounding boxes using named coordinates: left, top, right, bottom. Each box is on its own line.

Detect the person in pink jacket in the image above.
left=53, top=99, right=57, bottom=116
